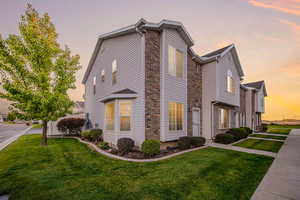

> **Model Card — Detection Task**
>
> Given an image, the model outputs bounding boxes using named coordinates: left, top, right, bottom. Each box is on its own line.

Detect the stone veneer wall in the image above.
left=187, top=53, right=202, bottom=136
left=144, top=30, right=161, bottom=140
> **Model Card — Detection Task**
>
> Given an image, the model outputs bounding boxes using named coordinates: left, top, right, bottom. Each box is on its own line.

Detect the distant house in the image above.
left=82, top=19, right=267, bottom=146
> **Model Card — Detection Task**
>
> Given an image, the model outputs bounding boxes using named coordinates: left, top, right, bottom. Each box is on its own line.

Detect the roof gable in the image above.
left=243, top=81, right=267, bottom=96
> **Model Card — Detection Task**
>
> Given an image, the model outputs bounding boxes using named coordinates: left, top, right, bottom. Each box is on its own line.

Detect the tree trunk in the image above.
left=41, top=120, right=48, bottom=146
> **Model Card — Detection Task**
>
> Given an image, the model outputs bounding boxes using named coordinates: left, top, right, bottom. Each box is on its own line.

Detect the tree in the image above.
left=0, top=4, right=80, bottom=145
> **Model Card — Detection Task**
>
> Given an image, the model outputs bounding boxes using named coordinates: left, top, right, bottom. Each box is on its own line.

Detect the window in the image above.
left=105, top=102, right=115, bottom=130
left=119, top=101, right=131, bottom=131
left=168, top=46, right=183, bottom=78
left=101, top=69, right=105, bottom=82
left=112, top=59, right=117, bottom=85
left=227, top=70, right=235, bottom=93
left=93, top=76, right=96, bottom=95
left=168, top=102, right=183, bottom=131
left=219, top=108, right=230, bottom=129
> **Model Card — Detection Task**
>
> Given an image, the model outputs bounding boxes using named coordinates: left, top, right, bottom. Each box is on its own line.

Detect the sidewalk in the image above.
left=0, top=126, right=32, bottom=151
left=251, top=129, right=300, bottom=200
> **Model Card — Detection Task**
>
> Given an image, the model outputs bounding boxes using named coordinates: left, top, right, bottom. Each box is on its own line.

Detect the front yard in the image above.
left=234, top=138, right=284, bottom=153
left=250, top=134, right=287, bottom=140
left=0, top=135, right=273, bottom=200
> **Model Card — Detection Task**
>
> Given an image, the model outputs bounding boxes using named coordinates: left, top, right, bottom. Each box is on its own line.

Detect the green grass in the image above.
left=267, top=128, right=290, bottom=135
left=267, top=124, right=300, bottom=129
left=0, top=135, right=273, bottom=200
left=31, top=124, right=43, bottom=129
left=250, top=134, right=287, bottom=140
left=234, top=139, right=284, bottom=153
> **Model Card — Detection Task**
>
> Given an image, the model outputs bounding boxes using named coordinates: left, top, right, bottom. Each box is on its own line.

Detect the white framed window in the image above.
left=93, top=76, right=96, bottom=95
left=219, top=108, right=230, bottom=129
left=168, top=46, right=183, bottom=78
left=119, top=101, right=132, bottom=131
left=101, top=69, right=105, bottom=82
left=112, top=59, right=117, bottom=85
left=168, top=102, right=184, bottom=131
left=227, top=70, right=235, bottom=93
left=105, top=102, right=115, bottom=130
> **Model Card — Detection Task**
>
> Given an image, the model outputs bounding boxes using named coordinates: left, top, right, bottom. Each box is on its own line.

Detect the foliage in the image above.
left=261, top=124, right=268, bottom=132
left=214, top=133, right=235, bottom=144
left=241, top=127, right=253, bottom=134
left=227, top=128, right=248, bottom=141
left=178, top=136, right=206, bottom=150
left=98, top=141, right=110, bottom=150
left=0, top=4, right=80, bottom=145
left=141, top=140, right=160, bottom=157
left=0, top=135, right=274, bottom=200
left=117, top=138, right=134, bottom=155
left=80, top=129, right=102, bottom=142
left=7, top=112, right=16, bottom=121
left=57, top=118, right=85, bottom=135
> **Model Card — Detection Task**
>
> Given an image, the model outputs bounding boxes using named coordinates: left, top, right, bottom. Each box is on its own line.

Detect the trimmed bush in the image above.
left=80, top=129, right=102, bottom=142
left=98, top=141, right=110, bottom=150
left=117, top=138, right=134, bottom=155
left=57, top=118, right=85, bottom=135
left=141, top=140, right=160, bottom=157
left=214, top=133, right=235, bottom=144
left=241, top=127, right=253, bottom=135
left=261, top=124, right=268, bottom=132
left=178, top=136, right=206, bottom=150
left=227, top=128, right=248, bottom=141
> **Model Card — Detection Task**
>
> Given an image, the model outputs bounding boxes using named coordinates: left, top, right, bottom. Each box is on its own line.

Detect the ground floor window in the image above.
left=219, top=108, right=230, bottom=129
left=168, top=102, right=183, bottom=131
left=119, top=101, right=131, bottom=131
left=105, top=102, right=115, bottom=130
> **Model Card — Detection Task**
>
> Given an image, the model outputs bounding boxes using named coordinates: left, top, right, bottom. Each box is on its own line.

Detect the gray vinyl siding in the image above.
left=160, top=29, right=188, bottom=141
left=84, top=33, right=145, bottom=146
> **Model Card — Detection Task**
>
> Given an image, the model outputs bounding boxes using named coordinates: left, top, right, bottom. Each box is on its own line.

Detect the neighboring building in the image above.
left=0, top=99, right=10, bottom=122
left=82, top=19, right=267, bottom=146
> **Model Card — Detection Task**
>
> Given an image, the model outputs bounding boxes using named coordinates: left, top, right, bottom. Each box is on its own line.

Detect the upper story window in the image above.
left=168, top=102, right=183, bottom=131
left=93, top=76, right=96, bottom=95
left=219, top=108, right=230, bottom=129
left=112, top=59, right=117, bottom=85
left=119, top=101, right=132, bottom=131
left=227, top=70, right=235, bottom=93
left=105, top=102, right=115, bottom=130
left=101, top=69, right=105, bottom=82
left=168, top=45, right=183, bottom=78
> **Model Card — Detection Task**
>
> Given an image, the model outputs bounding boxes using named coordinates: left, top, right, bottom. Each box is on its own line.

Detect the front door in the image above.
left=192, top=108, right=201, bottom=136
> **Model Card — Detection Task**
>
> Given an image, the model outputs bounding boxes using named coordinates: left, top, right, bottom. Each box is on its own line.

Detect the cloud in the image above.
left=253, top=33, right=284, bottom=42
left=279, top=19, right=300, bottom=37
left=247, top=0, right=300, bottom=16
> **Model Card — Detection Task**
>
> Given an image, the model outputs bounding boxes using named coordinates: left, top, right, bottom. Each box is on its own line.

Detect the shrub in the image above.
left=141, top=140, right=160, bottom=157
left=227, top=128, right=248, bottom=141
left=98, top=141, right=110, bottom=150
left=117, top=138, right=134, bottom=155
left=7, top=112, right=16, bottom=121
left=261, top=124, right=268, bottom=132
left=241, top=127, right=253, bottom=135
left=80, top=129, right=102, bottom=142
left=214, top=133, right=235, bottom=144
left=57, top=118, right=85, bottom=135
left=178, top=136, right=206, bottom=150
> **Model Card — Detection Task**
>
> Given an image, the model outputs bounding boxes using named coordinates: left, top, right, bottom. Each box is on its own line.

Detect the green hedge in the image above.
left=141, top=140, right=160, bottom=157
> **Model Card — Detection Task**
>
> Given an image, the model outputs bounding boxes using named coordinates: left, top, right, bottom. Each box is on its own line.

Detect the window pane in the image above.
left=101, top=70, right=105, bottom=82
left=176, top=103, right=183, bottom=130
left=120, top=101, right=131, bottom=131
left=105, top=103, right=115, bottom=130
left=168, top=46, right=176, bottom=76
left=220, top=108, right=230, bottom=129
left=169, top=102, right=183, bottom=131
left=112, top=60, right=117, bottom=85
left=176, top=50, right=183, bottom=78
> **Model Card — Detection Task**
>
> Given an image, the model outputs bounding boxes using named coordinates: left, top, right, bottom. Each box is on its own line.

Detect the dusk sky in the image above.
left=0, top=0, right=299, bottom=120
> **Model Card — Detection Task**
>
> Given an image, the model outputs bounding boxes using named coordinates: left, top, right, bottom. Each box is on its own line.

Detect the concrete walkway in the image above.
left=208, top=142, right=277, bottom=157
left=251, top=129, right=300, bottom=200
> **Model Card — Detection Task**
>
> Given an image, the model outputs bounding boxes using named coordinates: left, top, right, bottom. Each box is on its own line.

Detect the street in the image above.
left=0, top=123, right=28, bottom=144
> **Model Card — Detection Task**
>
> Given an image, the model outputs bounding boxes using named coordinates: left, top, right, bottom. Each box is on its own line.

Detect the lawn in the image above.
left=234, top=139, right=284, bottom=153
left=31, top=123, right=43, bottom=129
left=267, top=128, right=290, bottom=135
left=267, top=124, right=300, bottom=129
left=0, top=135, right=273, bottom=200
left=250, top=134, right=287, bottom=140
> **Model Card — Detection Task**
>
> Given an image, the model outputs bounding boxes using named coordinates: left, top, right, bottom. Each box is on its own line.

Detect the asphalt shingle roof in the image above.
left=202, top=45, right=232, bottom=58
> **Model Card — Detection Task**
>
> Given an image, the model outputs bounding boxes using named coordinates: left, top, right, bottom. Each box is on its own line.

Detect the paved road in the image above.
left=0, top=123, right=28, bottom=143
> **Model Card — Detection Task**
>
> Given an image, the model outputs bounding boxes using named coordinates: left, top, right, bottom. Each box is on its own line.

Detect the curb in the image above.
left=49, top=136, right=208, bottom=163
left=0, top=126, right=32, bottom=151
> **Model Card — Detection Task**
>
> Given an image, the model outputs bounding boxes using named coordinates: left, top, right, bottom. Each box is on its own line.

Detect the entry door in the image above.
left=192, top=108, right=201, bottom=136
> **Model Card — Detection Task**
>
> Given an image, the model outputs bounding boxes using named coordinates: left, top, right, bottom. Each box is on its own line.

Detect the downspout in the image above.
left=211, top=101, right=218, bottom=140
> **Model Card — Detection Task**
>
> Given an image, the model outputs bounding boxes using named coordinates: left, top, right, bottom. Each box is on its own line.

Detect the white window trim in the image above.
left=219, top=108, right=231, bottom=129
left=119, top=100, right=133, bottom=133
